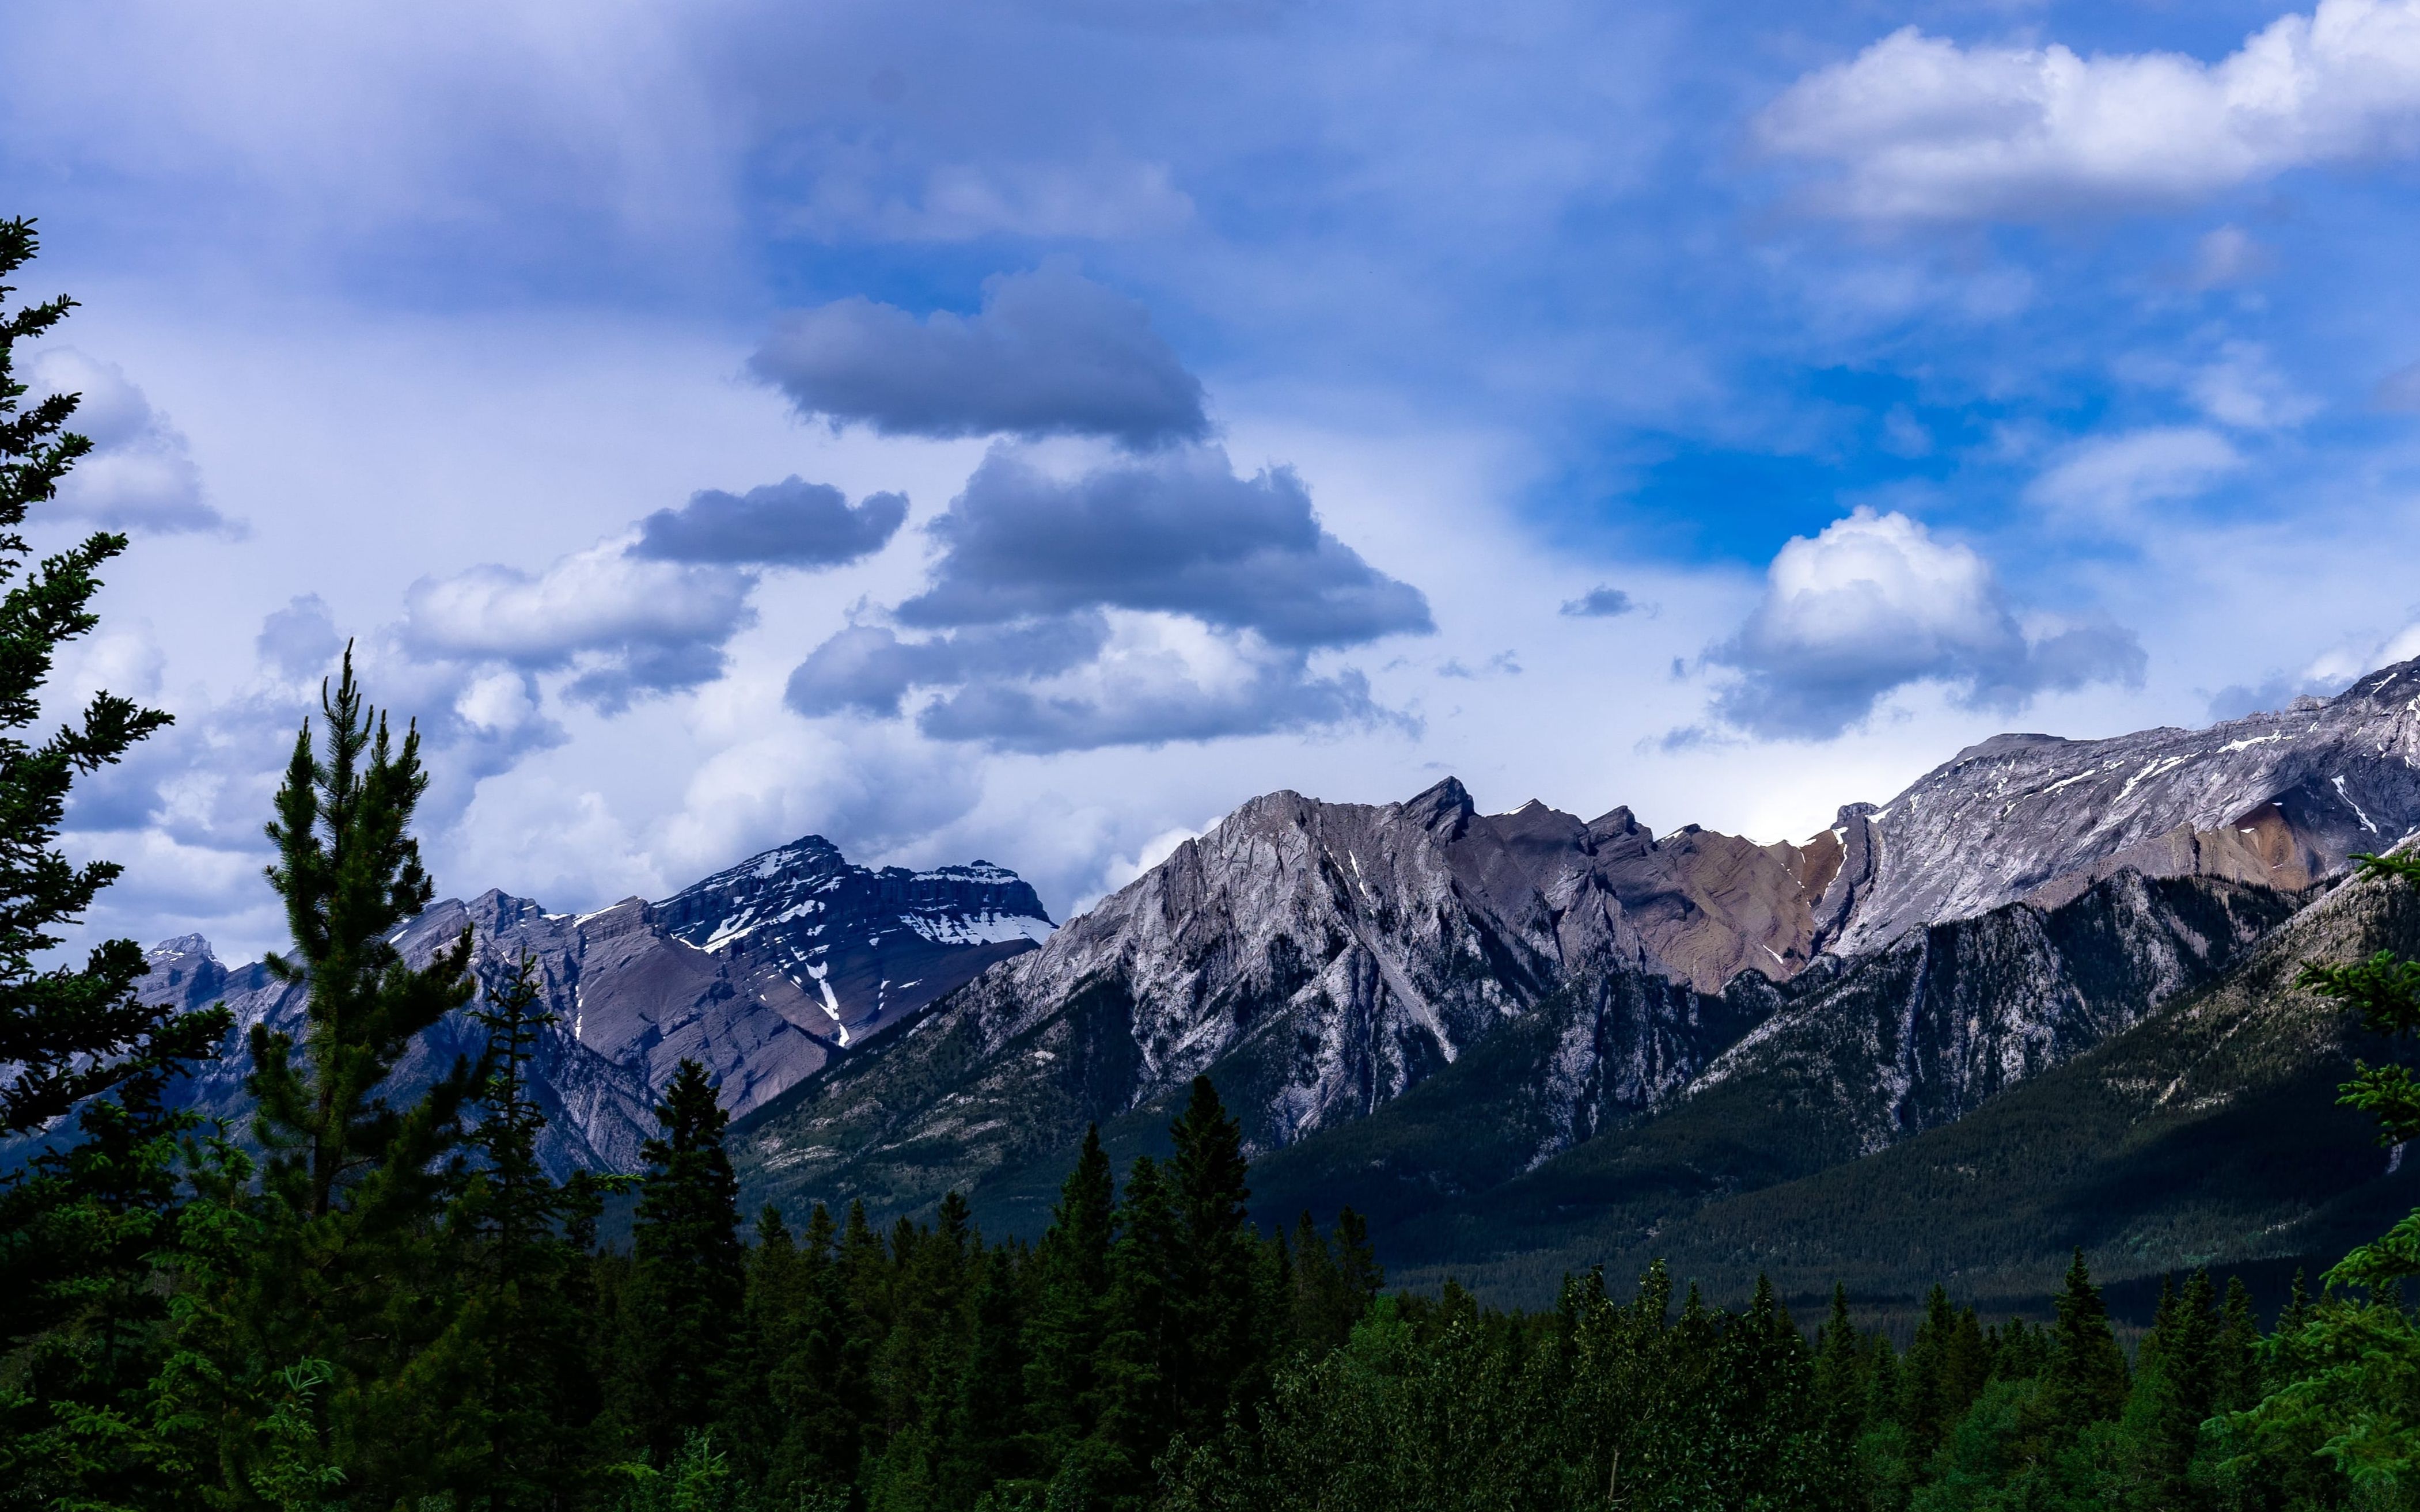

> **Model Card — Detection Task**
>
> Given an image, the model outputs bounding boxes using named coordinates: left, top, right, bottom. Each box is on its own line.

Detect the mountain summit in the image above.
left=126, top=836, right=1053, bottom=1173
left=729, top=660, right=2420, bottom=1267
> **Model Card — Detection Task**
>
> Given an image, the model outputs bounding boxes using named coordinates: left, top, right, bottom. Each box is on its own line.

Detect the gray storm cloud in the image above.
left=749, top=265, right=1210, bottom=449
left=633, top=476, right=907, bottom=567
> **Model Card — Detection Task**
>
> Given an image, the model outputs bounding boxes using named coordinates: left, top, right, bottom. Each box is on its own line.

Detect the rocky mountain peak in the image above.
left=112, top=833, right=1055, bottom=1177
left=1826, top=655, right=2420, bottom=955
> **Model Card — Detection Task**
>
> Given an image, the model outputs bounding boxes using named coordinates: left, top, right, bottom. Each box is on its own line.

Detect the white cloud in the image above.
left=2186, top=224, right=2276, bottom=287
left=27, top=349, right=239, bottom=535
left=398, top=539, right=757, bottom=711
left=2024, top=426, right=2244, bottom=523
left=1762, top=0, right=2420, bottom=220
left=2186, top=341, right=2319, bottom=430
left=1709, top=507, right=2142, bottom=737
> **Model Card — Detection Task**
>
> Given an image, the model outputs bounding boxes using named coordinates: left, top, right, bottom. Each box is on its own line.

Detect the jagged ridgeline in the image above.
left=108, top=839, right=1055, bottom=1175
left=85, top=657, right=2420, bottom=1308
left=729, top=659, right=2420, bottom=1307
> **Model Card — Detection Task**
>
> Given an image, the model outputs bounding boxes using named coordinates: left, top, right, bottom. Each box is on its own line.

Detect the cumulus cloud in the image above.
left=1761, top=1, right=2420, bottom=221
left=785, top=445, right=1429, bottom=750
left=27, top=349, right=238, bottom=535
left=255, top=594, right=346, bottom=682
left=1559, top=585, right=1634, bottom=618
left=633, top=476, right=907, bottom=566
left=749, top=264, right=1209, bottom=449
left=399, top=542, right=757, bottom=713
left=1709, top=507, right=2144, bottom=738
left=897, top=446, right=1432, bottom=645
left=910, top=613, right=1397, bottom=754
left=2024, top=427, right=2243, bottom=522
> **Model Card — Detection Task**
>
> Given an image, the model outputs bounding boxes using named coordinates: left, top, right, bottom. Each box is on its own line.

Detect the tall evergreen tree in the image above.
left=175, top=648, right=483, bottom=1506
left=249, top=647, right=477, bottom=1226
left=2045, top=1249, right=2129, bottom=1435
left=621, top=1058, right=746, bottom=1463
left=1166, top=1076, right=1259, bottom=1441
left=1027, top=1125, right=1116, bottom=1462
left=1813, top=1284, right=1865, bottom=1446
left=0, top=220, right=232, bottom=1511
left=1096, top=1152, right=1180, bottom=1491
left=422, top=952, right=612, bottom=1510
left=0, top=216, right=219, bottom=1140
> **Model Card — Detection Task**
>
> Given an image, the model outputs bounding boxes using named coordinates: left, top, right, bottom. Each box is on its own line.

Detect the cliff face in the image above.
left=734, top=662, right=2420, bottom=1229
left=1823, top=663, right=2420, bottom=956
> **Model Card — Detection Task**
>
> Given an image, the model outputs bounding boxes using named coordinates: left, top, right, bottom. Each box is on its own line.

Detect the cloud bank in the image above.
left=1762, top=0, right=2420, bottom=220
left=786, top=445, right=1431, bottom=751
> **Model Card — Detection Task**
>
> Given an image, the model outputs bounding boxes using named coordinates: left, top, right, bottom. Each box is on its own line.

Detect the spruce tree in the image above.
left=0, top=222, right=231, bottom=1506
left=1167, top=1076, right=1259, bottom=1439
left=1813, top=1284, right=1865, bottom=1445
left=2044, top=1249, right=2129, bottom=1434
left=182, top=648, right=483, bottom=1506
left=424, top=952, right=610, bottom=1509
left=621, top=1057, right=746, bottom=1463
left=1095, top=1152, right=1179, bottom=1488
left=0, top=217, right=221, bottom=1138
left=1027, top=1125, right=1116, bottom=1460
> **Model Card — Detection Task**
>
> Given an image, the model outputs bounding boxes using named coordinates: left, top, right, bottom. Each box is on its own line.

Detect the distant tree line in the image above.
left=9, top=218, right=2420, bottom=1510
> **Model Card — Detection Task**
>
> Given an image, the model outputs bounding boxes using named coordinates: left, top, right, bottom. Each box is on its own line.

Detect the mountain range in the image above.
left=116, top=658, right=2420, bottom=1312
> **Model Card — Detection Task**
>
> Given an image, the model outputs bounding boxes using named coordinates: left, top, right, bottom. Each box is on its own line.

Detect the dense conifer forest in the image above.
left=12, top=225, right=2420, bottom=1511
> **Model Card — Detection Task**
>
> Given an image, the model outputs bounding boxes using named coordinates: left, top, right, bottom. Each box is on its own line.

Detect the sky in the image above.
left=9, top=0, right=2420, bottom=959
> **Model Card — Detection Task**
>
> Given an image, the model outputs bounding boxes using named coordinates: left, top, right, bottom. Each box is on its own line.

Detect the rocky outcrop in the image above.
left=730, top=778, right=1825, bottom=1215
left=734, top=666, right=2420, bottom=1226
left=1825, top=666, right=2420, bottom=955
left=1689, top=868, right=2307, bottom=1155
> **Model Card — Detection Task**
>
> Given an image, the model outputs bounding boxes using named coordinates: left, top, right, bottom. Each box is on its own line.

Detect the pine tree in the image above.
left=0, top=217, right=219, bottom=1140
left=1166, top=1076, right=1260, bottom=1440
left=1095, top=1153, right=1179, bottom=1491
left=249, top=647, right=477, bottom=1225
left=2044, top=1249, right=2129, bottom=1435
left=2212, top=1278, right=2260, bottom=1418
left=1027, top=1126, right=1116, bottom=1463
left=621, top=1058, right=746, bottom=1463
left=1814, top=1284, right=1865, bottom=1445
left=0, top=222, right=230, bottom=1507
left=424, top=952, right=612, bottom=1509
left=184, top=648, right=482, bottom=1506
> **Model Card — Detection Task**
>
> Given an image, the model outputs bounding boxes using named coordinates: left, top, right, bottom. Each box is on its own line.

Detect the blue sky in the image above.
left=10, top=0, right=2420, bottom=955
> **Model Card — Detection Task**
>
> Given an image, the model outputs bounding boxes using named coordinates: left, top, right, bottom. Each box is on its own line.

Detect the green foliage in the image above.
left=0, top=214, right=229, bottom=1512
left=620, top=1058, right=747, bottom=1464
left=0, top=217, right=219, bottom=1140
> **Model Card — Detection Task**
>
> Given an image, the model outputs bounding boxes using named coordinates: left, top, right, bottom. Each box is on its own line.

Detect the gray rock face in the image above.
left=733, top=778, right=1821, bottom=1213
left=130, top=837, right=1052, bottom=1175
left=737, top=662, right=2420, bottom=1226
left=1691, top=868, right=2305, bottom=1156
left=1823, top=661, right=2420, bottom=956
